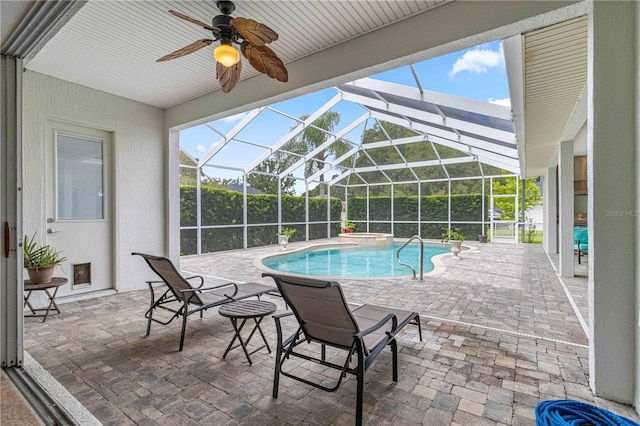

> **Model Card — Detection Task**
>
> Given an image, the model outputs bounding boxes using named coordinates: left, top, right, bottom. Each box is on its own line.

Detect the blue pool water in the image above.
left=262, top=243, right=451, bottom=278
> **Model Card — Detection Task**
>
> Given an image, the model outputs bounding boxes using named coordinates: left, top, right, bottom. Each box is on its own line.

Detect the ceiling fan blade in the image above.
left=216, top=61, right=242, bottom=93
left=156, top=39, right=213, bottom=62
left=169, top=10, right=217, bottom=31
left=232, top=17, right=278, bottom=46
left=242, top=43, right=288, bottom=82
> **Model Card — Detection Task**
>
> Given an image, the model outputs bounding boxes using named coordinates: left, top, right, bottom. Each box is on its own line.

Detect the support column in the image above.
left=0, top=56, right=24, bottom=367
left=635, top=0, right=640, bottom=411
left=167, top=129, right=180, bottom=263
left=589, top=0, right=637, bottom=404
left=558, top=141, right=574, bottom=278
left=543, top=166, right=558, bottom=255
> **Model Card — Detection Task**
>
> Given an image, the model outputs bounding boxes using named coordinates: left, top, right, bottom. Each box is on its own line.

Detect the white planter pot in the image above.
left=278, top=235, right=289, bottom=249
left=449, top=240, right=462, bottom=259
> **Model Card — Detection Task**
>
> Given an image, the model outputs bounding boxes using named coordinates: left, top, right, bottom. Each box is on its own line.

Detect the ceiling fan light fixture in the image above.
left=214, top=42, right=240, bottom=67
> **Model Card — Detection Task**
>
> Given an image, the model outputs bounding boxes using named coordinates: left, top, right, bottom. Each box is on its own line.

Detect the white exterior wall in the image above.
left=22, top=71, right=165, bottom=292
left=543, top=166, right=557, bottom=254
left=558, top=141, right=574, bottom=278
left=588, top=1, right=637, bottom=404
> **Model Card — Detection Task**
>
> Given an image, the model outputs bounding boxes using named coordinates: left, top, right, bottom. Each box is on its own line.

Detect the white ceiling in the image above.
left=25, top=0, right=449, bottom=109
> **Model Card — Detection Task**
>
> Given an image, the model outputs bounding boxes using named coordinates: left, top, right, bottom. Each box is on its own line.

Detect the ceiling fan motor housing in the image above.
left=212, top=14, right=236, bottom=43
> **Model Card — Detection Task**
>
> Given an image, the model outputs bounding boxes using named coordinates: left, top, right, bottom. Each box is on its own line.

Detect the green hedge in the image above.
left=180, top=186, right=342, bottom=254
left=348, top=194, right=486, bottom=222
left=181, top=188, right=488, bottom=254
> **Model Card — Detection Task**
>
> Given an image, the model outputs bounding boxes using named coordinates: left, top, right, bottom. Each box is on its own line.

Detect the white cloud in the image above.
left=196, top=144, right=206, bottom=152
left=449, top=44, right=504, bottom=78
left=220, top=112, right=248, bottom=124
left=488, top=97, right=511, bottom=107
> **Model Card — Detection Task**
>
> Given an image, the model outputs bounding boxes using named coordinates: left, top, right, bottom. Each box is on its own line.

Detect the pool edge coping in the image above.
left=253, top=239, right=476, bottom=281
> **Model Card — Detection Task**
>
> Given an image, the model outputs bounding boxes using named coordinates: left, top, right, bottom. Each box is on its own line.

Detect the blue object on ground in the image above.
left=536, top=400, right=639, bottom=425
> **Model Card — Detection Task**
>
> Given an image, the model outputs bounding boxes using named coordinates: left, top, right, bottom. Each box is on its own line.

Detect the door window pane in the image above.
left=57, top=134, right=104, bottom=220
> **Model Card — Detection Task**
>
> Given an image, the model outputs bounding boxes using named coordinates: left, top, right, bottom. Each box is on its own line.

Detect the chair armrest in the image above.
left=354, top=313, right=397, bottom=339
left=273, top=311, right=299, bottom=348
left=185, top=275, right=204, bottom=288
left=179, top=282, right=238, bottom=296
left=273, top=311, right=294, bottom=320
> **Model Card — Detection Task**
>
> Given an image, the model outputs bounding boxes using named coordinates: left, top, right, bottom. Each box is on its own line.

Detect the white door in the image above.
left=47, top=121, right=113, bottom=296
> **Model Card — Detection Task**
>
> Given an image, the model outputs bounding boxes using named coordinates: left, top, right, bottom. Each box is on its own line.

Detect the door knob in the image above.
left=47, top=228, right=60, bottom=234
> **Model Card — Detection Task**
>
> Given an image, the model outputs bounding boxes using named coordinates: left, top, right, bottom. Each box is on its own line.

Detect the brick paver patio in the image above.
left=24, top=240, right=639, bottom=425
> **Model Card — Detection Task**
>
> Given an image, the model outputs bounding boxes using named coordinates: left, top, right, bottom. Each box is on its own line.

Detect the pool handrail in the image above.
left=396, top=235, right=424, bottom=281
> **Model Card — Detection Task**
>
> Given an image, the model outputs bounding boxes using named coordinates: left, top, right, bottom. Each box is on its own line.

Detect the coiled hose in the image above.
left=536, top=400, right=639, bottom=425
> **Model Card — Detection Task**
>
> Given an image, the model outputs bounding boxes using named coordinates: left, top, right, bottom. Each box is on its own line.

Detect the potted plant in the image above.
left=277, top=227, right=296, bottom=249
left=23, top=233, right=66, bottom=284
left=441, top=229, right=465, bottom=259
left=342, top=221, right=356, bottom=234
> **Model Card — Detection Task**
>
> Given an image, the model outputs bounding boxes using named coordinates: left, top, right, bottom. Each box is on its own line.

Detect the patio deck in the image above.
left=23, top=240, right=639, bottom=425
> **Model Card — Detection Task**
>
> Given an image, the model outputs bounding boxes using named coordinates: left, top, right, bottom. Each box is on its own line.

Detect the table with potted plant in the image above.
left=22, top=233, right=67, bottom=322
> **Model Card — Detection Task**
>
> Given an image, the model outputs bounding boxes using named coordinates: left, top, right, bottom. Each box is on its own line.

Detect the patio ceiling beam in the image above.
left=353, top=157, right=476, bottom=173
left=202, top=163, right=245, bottom=172
left=362, top=135, right=427, bottom=149
left=341, top=91, right=514, bottom=143
left=409, top=64, right=424, bottom=94
left=205, top=123, right=226, bottom=139
left=343, top=78, right=512, bottom=121
left=369, top=111, right=519, bottom=160
left=278, top=112, right=369, bottom=178
left=197, top=107, right=264, bottom=168
left=243, top=93, right=342, bottom=174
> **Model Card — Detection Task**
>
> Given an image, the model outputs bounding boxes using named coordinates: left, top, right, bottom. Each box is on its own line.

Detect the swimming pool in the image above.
left=261, top=243, right=451, bottom=278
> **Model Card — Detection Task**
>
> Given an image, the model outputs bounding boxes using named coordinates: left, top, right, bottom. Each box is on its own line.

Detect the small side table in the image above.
left=24, top=277, right=67, bottom=323
left=218, top=299, right=277, bottom=365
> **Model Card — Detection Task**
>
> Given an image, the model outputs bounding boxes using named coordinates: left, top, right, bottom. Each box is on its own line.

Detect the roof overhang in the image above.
left=505, top=15, right=588, bottom=178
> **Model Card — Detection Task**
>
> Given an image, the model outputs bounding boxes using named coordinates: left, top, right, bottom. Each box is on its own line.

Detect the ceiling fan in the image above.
left=157, top=0, right=288, bottom=93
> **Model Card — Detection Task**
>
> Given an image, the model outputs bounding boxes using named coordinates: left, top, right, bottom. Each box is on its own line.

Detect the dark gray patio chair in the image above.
left=263, top=273, right=422, bottom=426
left=133, top=253, right=277, bottom=351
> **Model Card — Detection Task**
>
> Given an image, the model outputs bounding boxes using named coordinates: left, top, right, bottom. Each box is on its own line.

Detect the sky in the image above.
left=180, top=39, right=509, bottom=185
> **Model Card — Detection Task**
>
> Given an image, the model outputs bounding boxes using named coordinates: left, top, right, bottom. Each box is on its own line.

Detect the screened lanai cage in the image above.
left=179, top=42, right=527, bottom=256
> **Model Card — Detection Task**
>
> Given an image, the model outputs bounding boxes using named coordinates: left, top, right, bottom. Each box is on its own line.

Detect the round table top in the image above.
left=219, top=300, right=277, bottom=319
left=24, top=277, right=68, bottom=290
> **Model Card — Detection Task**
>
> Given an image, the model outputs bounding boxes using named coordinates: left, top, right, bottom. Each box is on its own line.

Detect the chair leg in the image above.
left=179, top=312, right=188, bottom=352
left=356, top=348, right=365, bottom=426
left=146, top=308, right=153, bottom=336
left=273, top=318, right=284, bottom=398
left=391, top=339, right=398, bottom=383
left=413, top=313, right=423, bottom=342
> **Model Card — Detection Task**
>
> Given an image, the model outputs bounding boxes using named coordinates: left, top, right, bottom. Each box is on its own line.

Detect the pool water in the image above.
left=262, top=243, right=451, bottom=278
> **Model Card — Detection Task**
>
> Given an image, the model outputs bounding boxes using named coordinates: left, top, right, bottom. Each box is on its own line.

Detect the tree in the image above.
left=492, top=174, right=542, bottom=220
left=287, top=110, right=352, bottom=197
left=246, top=158, right=297, bottom=195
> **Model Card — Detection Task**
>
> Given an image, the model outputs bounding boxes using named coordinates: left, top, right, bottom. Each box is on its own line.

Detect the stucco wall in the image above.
left=22, top=71, right=165, bottom=293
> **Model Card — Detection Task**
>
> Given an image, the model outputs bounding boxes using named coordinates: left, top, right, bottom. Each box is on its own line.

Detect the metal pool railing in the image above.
left=396, top=235, right=424, bottom=281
